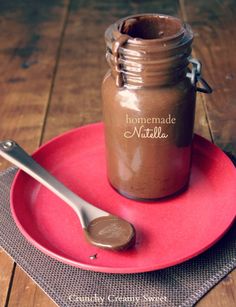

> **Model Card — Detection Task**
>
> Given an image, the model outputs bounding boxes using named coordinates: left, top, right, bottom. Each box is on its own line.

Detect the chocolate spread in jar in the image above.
left=102, top=14, right=205, bottom=200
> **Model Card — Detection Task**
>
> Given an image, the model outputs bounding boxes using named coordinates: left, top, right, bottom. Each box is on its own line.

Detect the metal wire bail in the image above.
left=186, top=57, right=213, bottom=94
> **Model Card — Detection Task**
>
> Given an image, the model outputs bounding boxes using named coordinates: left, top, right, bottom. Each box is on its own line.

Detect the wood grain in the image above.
left=180, top=0, right=236, bottom=155
left=0, top=1, right=69, bottom=306
left=0, top=0, right=234, bottom=306
left=8, top=266, right=56, bottom=307
left=0, top=0, right=69, bottom=167
left=179, top=1, right=236, bottom=306
left=197, top=270, right=236, bottom=307
left=0, top=251, right=14, bottom=307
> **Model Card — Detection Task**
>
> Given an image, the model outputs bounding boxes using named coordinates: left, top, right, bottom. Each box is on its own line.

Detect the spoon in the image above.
left=0, top=140, right=135, bottom=251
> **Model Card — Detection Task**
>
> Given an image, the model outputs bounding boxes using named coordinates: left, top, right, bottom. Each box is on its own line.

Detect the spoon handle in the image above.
left=0, top=140, right=106, bottom=227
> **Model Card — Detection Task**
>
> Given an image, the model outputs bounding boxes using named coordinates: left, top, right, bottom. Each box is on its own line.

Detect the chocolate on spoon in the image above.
left=0, top=140, right=135, bottom=251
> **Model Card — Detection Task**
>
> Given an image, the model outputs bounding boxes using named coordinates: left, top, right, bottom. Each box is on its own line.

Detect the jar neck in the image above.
left=105, top=14, right=193, bottom=88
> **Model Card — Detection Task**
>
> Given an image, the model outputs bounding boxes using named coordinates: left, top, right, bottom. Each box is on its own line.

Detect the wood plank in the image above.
left=1, top=0, right=231, bottom=306
left=0, top=1, right=69, bottom=306
left=8, top=266, right=56, bottom=307
left=0, top=0, right=68, bottom=167
left=179, top=0, right=236, bottom=155
left=178, top=1, right=212, bottom=142
left=0, top=251, right=15, bottom=307
left=197, top=270, right=236, bottom=307
left=179, top=1, right=236, bottom=306
left=194, top=93, right=212, bottom=141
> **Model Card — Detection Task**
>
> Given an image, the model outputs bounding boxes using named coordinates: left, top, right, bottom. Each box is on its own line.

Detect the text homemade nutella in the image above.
left=102, top=14, right=212, bottom=200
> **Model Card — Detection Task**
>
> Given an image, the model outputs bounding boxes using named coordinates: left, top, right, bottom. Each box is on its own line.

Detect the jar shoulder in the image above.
left=102, top=71, right=195, bottom=109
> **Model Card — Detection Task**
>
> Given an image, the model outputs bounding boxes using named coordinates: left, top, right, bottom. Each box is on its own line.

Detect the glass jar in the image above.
left=102, top=14, right=212, bottom=200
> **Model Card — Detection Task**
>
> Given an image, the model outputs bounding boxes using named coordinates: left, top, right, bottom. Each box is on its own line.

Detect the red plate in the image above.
left=10, top=123, right=236, bottom=273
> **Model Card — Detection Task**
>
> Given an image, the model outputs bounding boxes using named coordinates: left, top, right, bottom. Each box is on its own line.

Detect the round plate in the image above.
left=10, top=123, right=236, bottom=273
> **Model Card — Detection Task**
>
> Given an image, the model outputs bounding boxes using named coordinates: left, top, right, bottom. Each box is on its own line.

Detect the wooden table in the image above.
left=0, top=1, right=235, bottom=306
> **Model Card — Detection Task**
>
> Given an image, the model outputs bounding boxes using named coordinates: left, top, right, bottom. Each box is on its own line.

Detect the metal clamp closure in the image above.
left=186, top=57, right=212, bottom=94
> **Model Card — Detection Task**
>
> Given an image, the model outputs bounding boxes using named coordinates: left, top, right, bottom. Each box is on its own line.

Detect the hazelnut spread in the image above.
left=102, top=14, right=212, bottom=200
left=85, top=216, right=135, bottom=250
